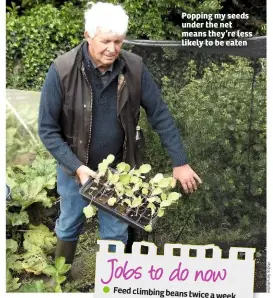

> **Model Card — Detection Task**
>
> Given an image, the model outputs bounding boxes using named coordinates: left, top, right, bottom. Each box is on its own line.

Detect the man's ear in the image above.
left=84, top=31, right=92, bottom=44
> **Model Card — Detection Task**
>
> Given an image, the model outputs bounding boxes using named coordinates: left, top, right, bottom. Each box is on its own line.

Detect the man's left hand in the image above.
left=173, top=164, right=202, bottom=194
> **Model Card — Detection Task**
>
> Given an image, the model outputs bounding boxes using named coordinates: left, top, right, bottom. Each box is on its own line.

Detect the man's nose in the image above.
left=107, top=42, right=115, bottom=52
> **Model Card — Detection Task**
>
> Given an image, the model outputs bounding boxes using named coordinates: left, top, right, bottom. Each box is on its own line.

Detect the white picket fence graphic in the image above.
left=94, top=240, right=256, bottom=298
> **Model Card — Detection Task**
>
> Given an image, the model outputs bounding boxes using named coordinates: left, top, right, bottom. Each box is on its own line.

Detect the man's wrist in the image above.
left=173, top=163, right=189, bottom=169
left=76, top=164, right=85, bottom=175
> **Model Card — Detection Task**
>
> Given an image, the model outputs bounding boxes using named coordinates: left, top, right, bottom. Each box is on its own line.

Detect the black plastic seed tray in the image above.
left=79, top=178, right=157, bottom=231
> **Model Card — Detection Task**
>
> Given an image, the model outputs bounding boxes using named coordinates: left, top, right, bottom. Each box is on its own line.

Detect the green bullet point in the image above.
left=103, top=286, right=110, bottom=293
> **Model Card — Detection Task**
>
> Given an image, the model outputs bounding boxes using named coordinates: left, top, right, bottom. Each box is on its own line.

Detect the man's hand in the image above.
left=173, top=164, right=202, bottom=194
left=76, top=165, right=97, bottom=186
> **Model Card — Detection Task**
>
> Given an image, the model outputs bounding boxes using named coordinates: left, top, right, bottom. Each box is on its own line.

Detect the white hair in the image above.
left=85, top=2, right=129, bottom=38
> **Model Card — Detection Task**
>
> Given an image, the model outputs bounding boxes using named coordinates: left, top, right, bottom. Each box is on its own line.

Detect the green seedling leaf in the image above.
left=142, top=182, right=149, bottom=188
left=153, top=173, right=164, bottom=183
left=124, top=199, right=132, bottom=207
left=157, top=208, right=165, bottom=217
left=167, top=192, right=181, bottom=201
left=106, top=154, right=115, bottom=164
left=125, top=189, right=134, bottom=197
left=151, top=188, right=162, bottom=196
left=132, top=185, right=140, bottom=192
left=147, top=202, right=156, bottom=215
left=98, top=162, right=107, bottom=175
left=55, top=256, right=65, bottom=271
left=131, top=197, right=142, bottom=208
left=169, top=177, right=177, bottom=188
left=160, top=200, right=172, bottom=208
left=132, top=169, right=141, bottom=177
left=83, top=204, right=97, bottom=218
left=55, top=284, right=62, bottom=293
left=124, top=163, right=131, bottom=172
left=147, top=196, right=157, bottom=203
left=119, top=174, right=130, bottom=185
left=117, top=162, right=126, bottom=173
left=115, top=182, right=124, bottom=192
left=155, top=197, right=162, bottom=203
left=56, top=275, right=66, bottom=284
left=142, top=188, right=149, bottom=195
left=107, top=169, right=113, bottom=181
left=107, top=197, right=117, bottom=206
left=42, top=265, right=57, bottom=277
left=109, top=173, right=119, bottom=184
left=139, top=164, right=151, bottom=174
left=161, top=193, right=167, bottom=201
left=57, top=264, right=71, bottom=276
left=144, top=224, right=152, bottom=232
left=130, top=176, right=139, bottom=184
left=158, top=178, right=170, bottom=188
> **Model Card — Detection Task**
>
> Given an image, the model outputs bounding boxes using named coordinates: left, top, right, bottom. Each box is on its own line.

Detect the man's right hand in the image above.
left=76, top=165, right=97, bottom=185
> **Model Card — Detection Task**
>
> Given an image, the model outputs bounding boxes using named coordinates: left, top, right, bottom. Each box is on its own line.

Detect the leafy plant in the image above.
left=6, top=269, right=21, bottom=292
left=7, top=210, right=29, bottom=226
left=6, top=3, right=84, bottom=90
left=6, top=157, right=56, bottom=211
left=6, top=239, right=23, bottom=273
left=20, top=280, right=47, bottom=293
left=20, top=224, right=57, bottom=274
left=6, top=105, right=59, bottom=292
left=139, top=57, right=266, bottom=243
left=42, top=257, right=71, bottom=292
left=6, top=224, right=58, bottom=291
left=82, top=154, right=181, bottom=231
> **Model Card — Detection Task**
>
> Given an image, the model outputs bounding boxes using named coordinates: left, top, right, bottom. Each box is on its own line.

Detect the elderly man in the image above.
left=38, top=2, right=201, bottom=267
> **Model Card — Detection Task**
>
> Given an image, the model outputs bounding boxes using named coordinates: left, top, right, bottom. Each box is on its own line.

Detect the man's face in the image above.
left=86, top=30, right=124, bottom=69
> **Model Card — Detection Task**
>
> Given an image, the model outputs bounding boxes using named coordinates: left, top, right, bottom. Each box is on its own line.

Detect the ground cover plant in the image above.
left=6, top=107, right=98, bottom=293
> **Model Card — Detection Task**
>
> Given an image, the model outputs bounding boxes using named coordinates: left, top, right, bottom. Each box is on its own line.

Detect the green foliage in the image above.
left=6, top=111, right=57, bottom=211
left=6, top=2, right=21, bottom=14
left=7, top=210, right=29, bottom=226
left=6, top=239, right=23, bottom=272
left=6, top=106, right=59, bottom=291
left=20, top=280, right=47, bottom=292
left=6, top=3, right=84, bottom=90
left=111, top=0, right=222, bottom=39
left=23, top=224, right=57, bottom=254
left=43, top=257, right=71, bottom=292
left=140, top=57, right=266, bottom=236
left=20, top=224, right=56, bottom=274
left=6, top=0, right=225, bottom=90
left=7, top=158, right=56, bottom=210
left=83, top=204, right=97, bottom=219
left=83, top=155, right=181, bottom=231
left=6, top=269, right=21, bottom=292
left=6, top=225, right=56, bottom=290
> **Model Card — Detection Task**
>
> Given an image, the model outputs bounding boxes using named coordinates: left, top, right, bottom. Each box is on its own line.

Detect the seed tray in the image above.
left=79, top=178, right=157, bottom=231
